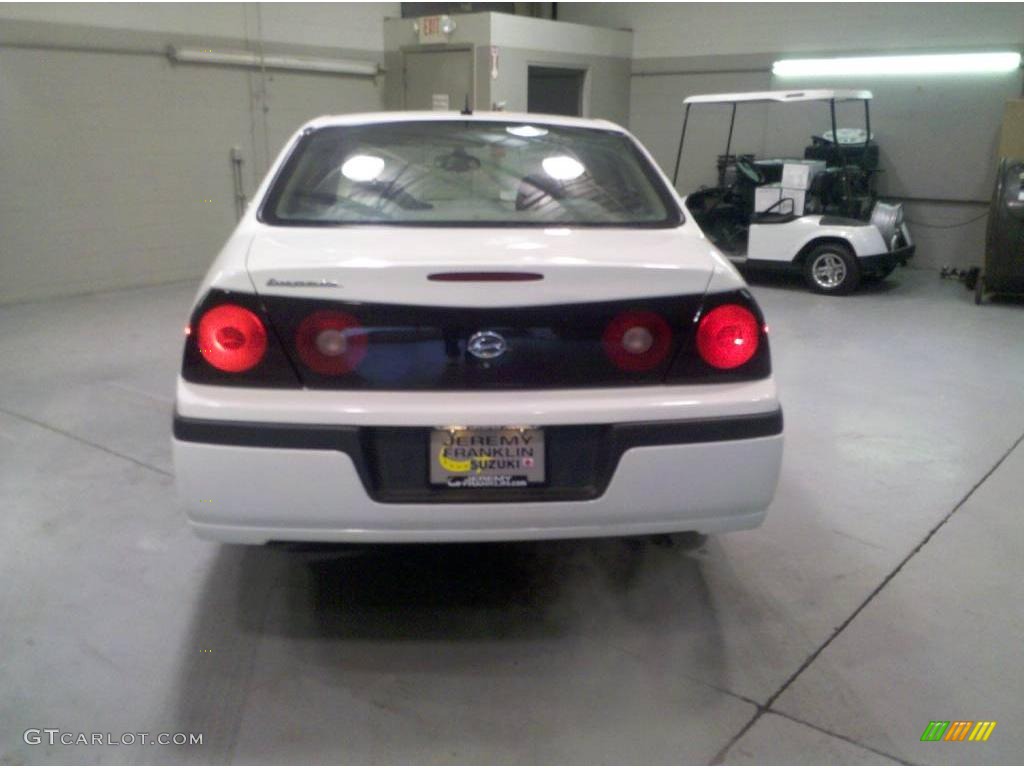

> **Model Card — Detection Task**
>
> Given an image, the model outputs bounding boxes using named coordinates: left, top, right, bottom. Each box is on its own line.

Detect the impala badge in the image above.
left=266, top=278, right=339, bottom=288
left=467, top=331, right=507, bottom=360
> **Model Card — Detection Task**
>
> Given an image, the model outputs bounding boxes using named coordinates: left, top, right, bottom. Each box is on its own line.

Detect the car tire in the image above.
left=803, top=243, right=861, bottom=295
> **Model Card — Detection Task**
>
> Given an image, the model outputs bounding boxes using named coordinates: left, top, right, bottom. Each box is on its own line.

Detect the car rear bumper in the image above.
left=172, top=397, right=783, bottom=544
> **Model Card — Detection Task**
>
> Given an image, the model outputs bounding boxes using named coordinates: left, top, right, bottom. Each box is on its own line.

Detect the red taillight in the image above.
left=602, top=310, right=673, bottom=372
left=295, top=310, right=368, bottom=375
left=696, top=304, right=760, bottom=370
left=197, top=304, right=267, bottom=372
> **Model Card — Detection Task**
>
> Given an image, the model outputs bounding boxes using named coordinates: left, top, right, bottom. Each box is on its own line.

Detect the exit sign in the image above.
left=418, top=15, right=450, bottom=44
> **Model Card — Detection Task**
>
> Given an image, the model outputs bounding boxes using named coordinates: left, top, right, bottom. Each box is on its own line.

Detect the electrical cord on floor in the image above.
left=904, top=211, right=990, bottom=229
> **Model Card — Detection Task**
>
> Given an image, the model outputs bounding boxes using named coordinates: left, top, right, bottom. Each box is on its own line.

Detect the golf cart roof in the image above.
left=684, top=89, right=873, bottom=105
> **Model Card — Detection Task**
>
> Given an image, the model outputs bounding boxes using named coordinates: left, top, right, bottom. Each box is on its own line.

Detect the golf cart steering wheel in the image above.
left=734, top=158, right=765, bottom=185
left=706, top=157, right=764, bottom=216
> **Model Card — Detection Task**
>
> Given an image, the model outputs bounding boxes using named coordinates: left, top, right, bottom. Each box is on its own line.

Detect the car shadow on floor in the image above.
left=161, top=535, right=730, bottom=761
left=272, top=534, right=711, bottom=641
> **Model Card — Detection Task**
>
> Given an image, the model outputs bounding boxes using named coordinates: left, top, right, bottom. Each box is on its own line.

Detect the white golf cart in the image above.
left=674, top=90, right=915, bottom=294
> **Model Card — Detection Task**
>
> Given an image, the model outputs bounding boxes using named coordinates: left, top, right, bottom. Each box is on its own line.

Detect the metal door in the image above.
left=527, top=66, right=586, bottom=117
left=403, top=48, right=474, bottom=112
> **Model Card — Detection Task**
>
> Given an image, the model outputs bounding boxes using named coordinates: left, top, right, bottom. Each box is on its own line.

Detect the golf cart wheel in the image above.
left=975, top=273, right=985, bottom=305
left=803, top=243, right=861, bottom=295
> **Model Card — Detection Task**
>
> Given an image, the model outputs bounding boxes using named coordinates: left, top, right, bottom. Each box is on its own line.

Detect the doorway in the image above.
left=527, top=66, right=586, bottom=117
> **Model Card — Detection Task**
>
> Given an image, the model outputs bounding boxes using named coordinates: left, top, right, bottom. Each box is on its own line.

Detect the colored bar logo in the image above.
left=969, top=722, right=998, bottom=742
left=921, top=721, right=996, bottom=742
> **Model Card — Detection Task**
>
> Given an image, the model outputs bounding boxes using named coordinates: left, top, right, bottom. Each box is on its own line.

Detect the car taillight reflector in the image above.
left=197, top=304, right=267, bottom=372
left=295, top=310, right=368, bottom=375
left=602, top=310, right=672, bottom=372
left=696, top=304, right=760, bottom=369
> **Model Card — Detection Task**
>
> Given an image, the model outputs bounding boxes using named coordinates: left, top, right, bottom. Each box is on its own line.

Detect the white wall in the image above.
left=0, top=2, right=395, bottom=52
left=559, top=3, right=1024, bottom=60
left=0, top=2, right=397, bottom=304
left=561, top=2, right=1024, bottom=270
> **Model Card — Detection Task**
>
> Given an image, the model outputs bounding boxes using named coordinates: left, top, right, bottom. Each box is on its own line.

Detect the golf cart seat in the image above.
left=807, top=169, right=839, bottom=207
left=804, top=136, right=880, bottom=171
left=806, top=167, right=877, bottom=218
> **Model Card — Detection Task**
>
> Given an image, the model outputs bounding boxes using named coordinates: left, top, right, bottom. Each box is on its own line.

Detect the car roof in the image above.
left=302, top=111, right=626, bottom=133
left=684, top=89, right=873, bottom=105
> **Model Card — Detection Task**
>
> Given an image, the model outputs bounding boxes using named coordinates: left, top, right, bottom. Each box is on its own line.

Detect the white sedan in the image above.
left=172, top=112, right=783, bottom=544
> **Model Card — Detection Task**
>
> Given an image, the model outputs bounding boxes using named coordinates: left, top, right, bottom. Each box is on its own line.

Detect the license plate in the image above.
left=429, top=427, right=545, bottom=488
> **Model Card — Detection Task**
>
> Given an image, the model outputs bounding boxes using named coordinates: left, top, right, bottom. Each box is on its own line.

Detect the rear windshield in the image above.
left=260, top=121, right=681, bottom=228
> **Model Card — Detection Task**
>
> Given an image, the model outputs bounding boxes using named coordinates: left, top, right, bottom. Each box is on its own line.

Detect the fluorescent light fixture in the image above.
left=168, top=46, right=379, bottom=77
left=773, top=52, right=1021, bottom=77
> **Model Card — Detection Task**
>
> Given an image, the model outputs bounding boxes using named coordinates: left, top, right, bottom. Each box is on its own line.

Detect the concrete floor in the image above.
left=2, top=267, right=1023, bottom=765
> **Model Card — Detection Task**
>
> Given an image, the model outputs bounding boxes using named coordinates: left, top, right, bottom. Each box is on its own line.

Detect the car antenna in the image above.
left=460, top=94, right=472, bottom=116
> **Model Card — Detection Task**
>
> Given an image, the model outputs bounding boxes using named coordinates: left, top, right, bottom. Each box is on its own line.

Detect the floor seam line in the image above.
left=710, top=428, right=1024, bottom=765
left=760, top=427, right=1024, bottom=710
left=710, top=709, right=763, bottom=764
left=692, top=680, right=762, bottom=710
left=602, top=638, right=764, bottom=710
left=0, top=405, right=173, bottom=478
left=768, top=709, right=912, bottom=765
left=222, top=582, right=281, bottom=763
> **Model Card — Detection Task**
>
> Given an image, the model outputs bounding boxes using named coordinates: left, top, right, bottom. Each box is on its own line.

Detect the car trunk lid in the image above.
left=246, top=227, right=715, bottom=306
left=244, top=226, right=717, bottom=389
